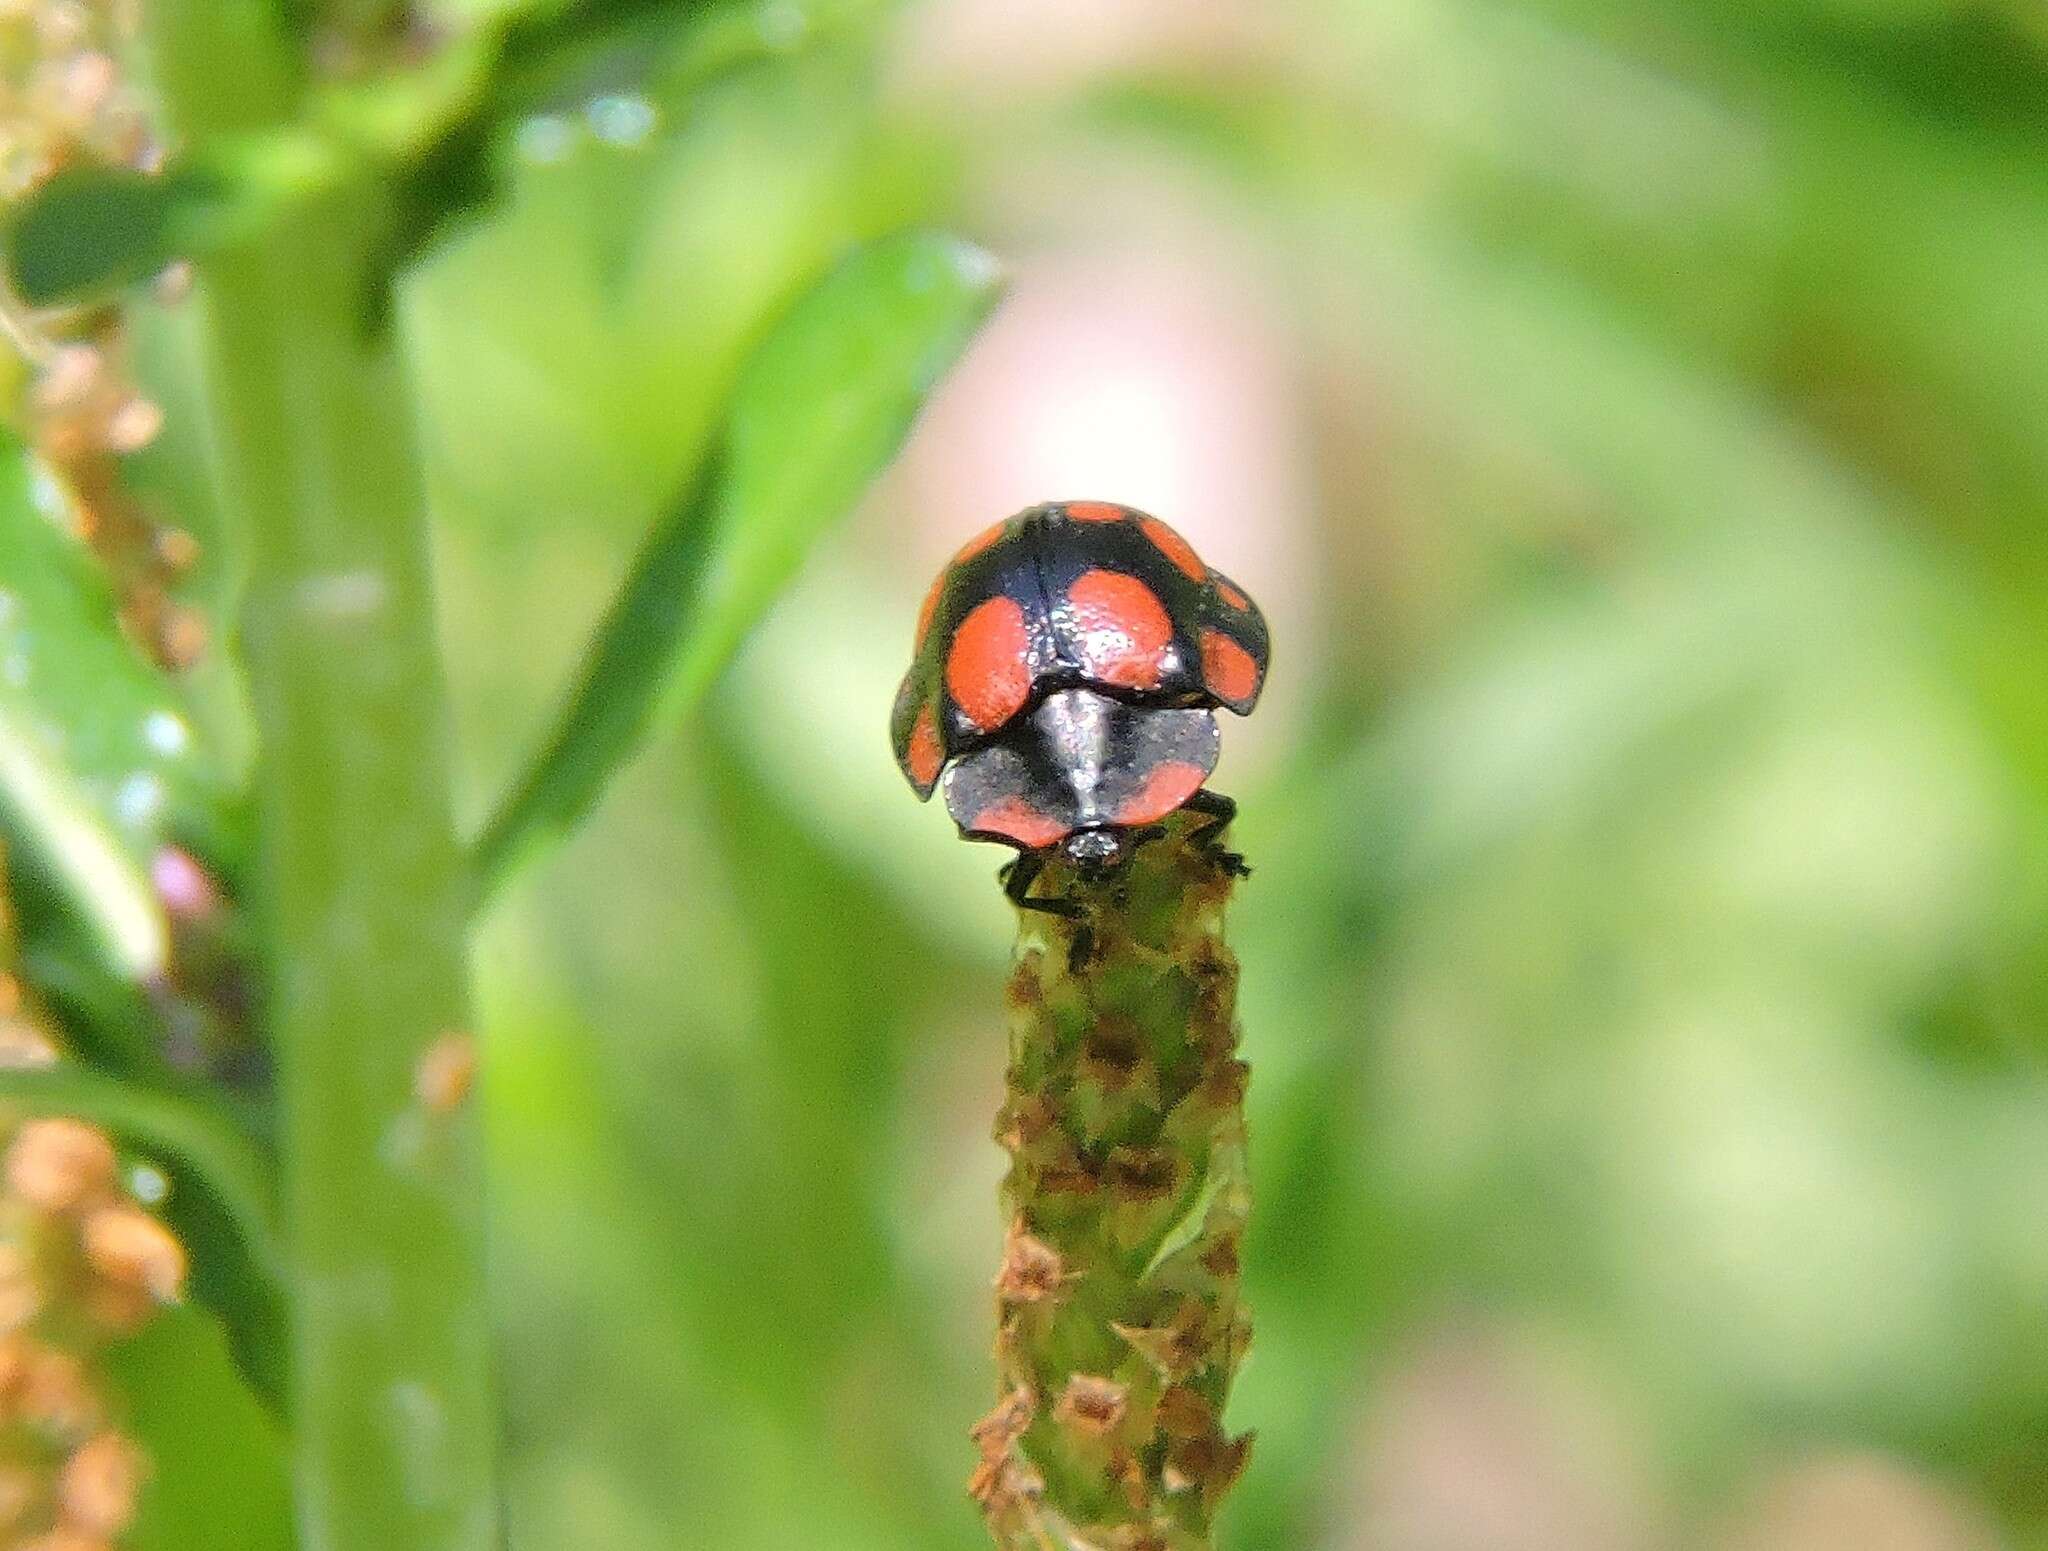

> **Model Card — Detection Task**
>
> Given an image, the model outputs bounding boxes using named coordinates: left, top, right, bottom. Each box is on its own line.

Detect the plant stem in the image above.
left=218, top=198, right=496, bottom=1548
left=140, top=5, right=497, bottom=1546
left=976, top=815, right=1254, bottom=1551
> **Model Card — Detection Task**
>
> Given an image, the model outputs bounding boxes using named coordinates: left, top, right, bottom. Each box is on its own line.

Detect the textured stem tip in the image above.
left=974, top=813, right=1253, bottom=1551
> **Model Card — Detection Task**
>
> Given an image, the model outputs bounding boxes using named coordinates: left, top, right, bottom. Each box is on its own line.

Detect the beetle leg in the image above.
left=1001, top=851, right=1083, bottom=917
left=1066, top=923, right=1098, bottom=973
left=1183, top=789, right=1251, bottom=879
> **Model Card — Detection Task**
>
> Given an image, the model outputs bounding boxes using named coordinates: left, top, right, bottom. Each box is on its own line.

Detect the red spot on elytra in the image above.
left=1067, top=569, right=1172, bottom=690
left=1213, top=578, right=1251, bottom=612
left=954, top=519, right=1008, bottom=563
left=1065, top=501, right=1128, bottom=523
left=947, top=596, right=1033, bottom=730
left=974, top=797, right=1070, bottom=848
left=1115, top=760, right=1209, bottom=827
left=1141, top=517, right=1205, bottom=580
left=906, top=702, right=943, bottom=790
left=1201, top=628, right=1259, bottom=707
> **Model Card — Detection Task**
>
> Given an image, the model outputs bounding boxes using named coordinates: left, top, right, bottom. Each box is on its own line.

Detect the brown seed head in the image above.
left=1154, top=1384, right=1217, bottom=1440
left=0, top=1461, right=39, bottom=1529
left=1111, top=1298, right=1210, bottom=1380
left=1199, top=1234, right=1241, bottom=1279
left=83, top=1279, right=154, bottom=1334
left=1106, top=1145, right=1180, bottom=1202
left=58, top=1432, right=141, bottom=1536
left=993, top=1093, right=1054, bottom=1152
left=1105, top=1526, right=1172, bottom=1551
left=968, top=1385, right=1034, bottom=1458
left=82, top=1205, right=185, bottom=1303
left=1003, top=967, right=1043, bottom=1010
left=413, top=1030, right=477, bottom=1114
left=1053, top=1374, right=1128, bottom=1437
left=1167, top=1429, right=1253, bottom=1511
left=152, top=527, right=200, bottom=571
left=0, top=1243, right=41, bottom=1332
left=102, top=395, right=161, bottom=454
left=994, top=1218, right=1067, bottom=1305
left=0, top=1019, right=57, bottom=1069
left=20, top=1345, right=97, bottom=1433
left=1201, top=1058, right=1250, bottom=1110
left=1032, top=1163, right=1099, bottom=1197
left=0, top=1333, right=30, bottom=1401
left=155, top=607, right=208, bottom=669
left=7, top=1120, right=117, bottom=1213
left=31, top=347, right=100, bottom=413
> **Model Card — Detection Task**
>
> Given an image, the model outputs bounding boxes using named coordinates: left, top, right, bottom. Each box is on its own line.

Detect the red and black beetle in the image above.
left=891, top=500, right=1268, bottom=910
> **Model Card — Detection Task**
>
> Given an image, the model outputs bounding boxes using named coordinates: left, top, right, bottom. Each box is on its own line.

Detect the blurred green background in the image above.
left=324, top=0, right=2048, bottom=1546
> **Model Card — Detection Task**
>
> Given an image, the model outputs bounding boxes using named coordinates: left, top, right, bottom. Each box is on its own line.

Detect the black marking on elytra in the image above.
left=892, top=503, right=1268, bottom=794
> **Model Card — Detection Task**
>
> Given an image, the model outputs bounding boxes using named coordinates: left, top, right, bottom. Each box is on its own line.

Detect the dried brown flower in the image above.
left=81, top=1205, right=185, bottom=1303
left=7, top=1120, right=117, bottom=1215
left=58, top=1431, right=142, bottom=1536
left=1053, top=1374, right=1128, bottom=1437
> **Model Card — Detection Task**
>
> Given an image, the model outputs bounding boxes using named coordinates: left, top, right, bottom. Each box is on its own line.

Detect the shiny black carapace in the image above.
left=891, top=500, right=1268, bottom=909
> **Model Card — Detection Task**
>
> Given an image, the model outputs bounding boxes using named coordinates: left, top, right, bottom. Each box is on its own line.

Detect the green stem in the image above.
left=977, top=816, right=1254, bottom=1551
left=141, top=5, right=496, bottom=1546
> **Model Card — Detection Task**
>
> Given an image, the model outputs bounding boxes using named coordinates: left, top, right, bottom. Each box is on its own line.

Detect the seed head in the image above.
left=58, top=1431, right=141, bottom=1536
left=994, top=1218, right=1067, bottom=1305
left=7, top=1120, right=117, bottom=1214
left=1052, top=1374, right=1128, bottom=1437
left=81, top=1205, right=186, bottom=1303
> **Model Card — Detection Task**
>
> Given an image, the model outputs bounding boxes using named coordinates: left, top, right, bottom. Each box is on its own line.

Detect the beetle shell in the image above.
left=891, top=500, right=1269, bottom=807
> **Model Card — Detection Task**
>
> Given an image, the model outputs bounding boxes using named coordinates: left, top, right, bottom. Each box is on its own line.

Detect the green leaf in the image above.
left=105, top=1306, right=293, bottom=1551
left=472, top=229, right=1002, bottom=896
left=3, top=122, right=381, bottom=307
left=0, top=440, right=233, bottom=984
left=6, top=164, right=211, bottom=307
left=8, top=4, right=882, bottom=309
left=377, top=0, right=886, bottom=292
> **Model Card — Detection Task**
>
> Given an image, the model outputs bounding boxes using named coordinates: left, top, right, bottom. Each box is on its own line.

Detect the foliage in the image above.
left=0, top=0, right=996, bottom=1545
left=3, top=0, right=2047, bottom=1548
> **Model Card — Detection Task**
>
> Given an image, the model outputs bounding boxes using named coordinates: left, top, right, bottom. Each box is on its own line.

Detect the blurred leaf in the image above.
left=0, top=441, right=233, bottom=985
left=381, top=0, right=862, bottom=283
left=0, top=133, right=345, bottom=308
left=106, top=1306, right=293, bottom=1551
left=24, top=3, right=868, bottom=311
left=472, top=229, right=1002, bottom=895
left=3, top=164, right=211, bottom=307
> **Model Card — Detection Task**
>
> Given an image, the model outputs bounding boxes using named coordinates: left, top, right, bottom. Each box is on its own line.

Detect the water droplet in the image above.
left=515, top=114, right=575, bottom=165
left=128, top=1163, right=168, bottom=1204
left=27, top=463, right=67, bottom=523
left=296, top=568, right=387, bottom=620
left=948, top=239, right=1002, bottom=290
left=587, top=93, right=657, bottom=148
left=142, top=709, right=188, bottom=757
left=114, top=772, right=164, bottom=828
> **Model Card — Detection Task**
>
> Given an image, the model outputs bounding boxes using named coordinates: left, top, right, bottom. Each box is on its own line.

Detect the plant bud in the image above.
left=7, top=1121, right=117, bottom=1214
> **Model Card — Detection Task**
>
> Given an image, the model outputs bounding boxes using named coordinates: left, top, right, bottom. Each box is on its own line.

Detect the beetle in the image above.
left=890, top=499, right=1268, bottom=911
